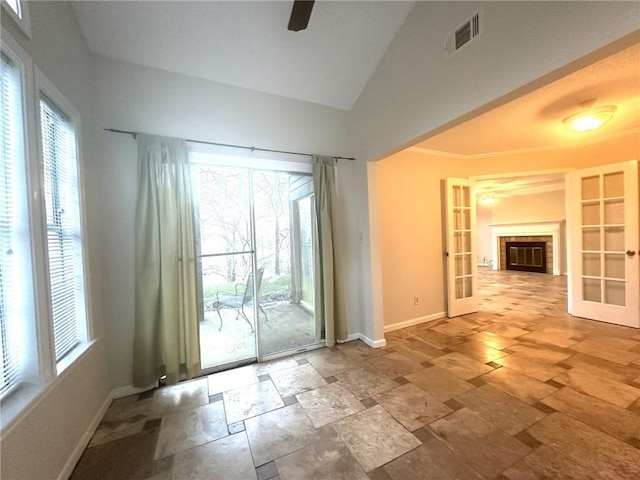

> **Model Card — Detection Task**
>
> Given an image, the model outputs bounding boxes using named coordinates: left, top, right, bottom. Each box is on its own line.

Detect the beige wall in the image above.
left=376, top=132, right=640, bottom=328
left=491, top=190, right=565, bottom=225
left=376, top=151, right=467, bottom=327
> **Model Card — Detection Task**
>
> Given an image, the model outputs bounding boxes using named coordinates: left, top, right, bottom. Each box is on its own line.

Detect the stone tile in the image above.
left=519, top=330, right=578, bottom=348
left=296, top=382, right=364, bottom=428
left=565, top=352, right=640, bottom=384
left=256, top=461, right=278, bottom=480
left=571, top=339, right=639, bottom=365
left=332, top=405, right=421, bottom=472
left=553, top=368, right=640, bottom=408
left=405, top=366, right=475, bottom=401
left=276, top=438, right=369, bottom=480
left=456, top=384, right=546, bottom=435
left=431, top=352, right=494, bottom=380
left=450, top=341, right=509, bottom=363
left=365, top=351, right=424, bottom=378
left=508, top=343, right=573, bottom=364
left=383, top=441, right=483, bottom=480
left=466, top=330, right=521, bottom=349
left=208, top=365, right=259, bottom=395
left=154, top=400, right=228, bottom=459
left=416, top=330, right=465, bottom=349
left=527, top=412, right=640, bottom=478
left=223, top=380, right=285, bottom=424
left=307, top=350, right=361, bottom=377
left=429, top=408, right=531, bottom=478
left=172, top=432, right=256, bottom=480
left=392, top=341, right=444, bottom=363
left=481, top=367, right=557, bottom=405
left=253, top=357, right=299, bottom=376
left=70, top=428, right=160, bottom=480
left=541, top=387, right=640, bottom=440
left=432, top=322, right=477, bottom=337
left=335, top=362, right=398, bottom=400
left=373, top=383, right=452, bottom=431
left=595, top=336, right=640, bottom=351
left=337, top=340, right=388, bottom=361
left=102, top=396, right=152, bottom=424
left=149, top=378, right=209, bottom=419
left=495, top=352, right=568, bottom=382
left=269, top=363, right=327, bottom=397
left=88, top=419, right=146, bottom=447
left=503, top=444, right=607, bottom=480
left=245, top=403, right=321, bottom=467
left=481, top=323, right=529, bottom=339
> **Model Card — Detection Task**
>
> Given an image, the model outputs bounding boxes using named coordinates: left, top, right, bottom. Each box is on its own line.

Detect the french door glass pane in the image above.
left=580, top=170, right=627, bottom=306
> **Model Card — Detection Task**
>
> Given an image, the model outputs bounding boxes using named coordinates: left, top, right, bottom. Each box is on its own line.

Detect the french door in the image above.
left=445, top=177, right=479, bottom=317
left=192, top=158, right=320, bottom=372
left=566, top=160, right=639, bottom=327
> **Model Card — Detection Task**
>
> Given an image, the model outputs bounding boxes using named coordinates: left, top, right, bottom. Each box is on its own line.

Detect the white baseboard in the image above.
left=344, top=332, right=387, bottom=349
left=57, top=392, right=113, bottom=480
left=111, top=383, right=156, bottom=399
left=383, top=312, right=446, bottom=333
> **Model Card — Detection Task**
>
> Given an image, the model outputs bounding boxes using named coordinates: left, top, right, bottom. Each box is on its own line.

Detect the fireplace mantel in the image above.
left=490, top=221, right=564, bottom=275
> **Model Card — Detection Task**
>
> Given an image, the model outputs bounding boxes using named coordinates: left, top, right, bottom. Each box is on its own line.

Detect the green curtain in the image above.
left=312, top=155, right=347, bottom=346
left=133, top=134, right=200, bottom=387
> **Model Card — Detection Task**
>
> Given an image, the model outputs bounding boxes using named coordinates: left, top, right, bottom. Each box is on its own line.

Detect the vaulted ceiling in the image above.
left=71, top=1, right=639, bottom=186
left=71, top=1, right=414, bottom=111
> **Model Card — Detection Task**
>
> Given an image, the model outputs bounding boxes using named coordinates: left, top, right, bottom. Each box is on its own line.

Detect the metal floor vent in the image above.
left=446, top=12, right=481, bottom=57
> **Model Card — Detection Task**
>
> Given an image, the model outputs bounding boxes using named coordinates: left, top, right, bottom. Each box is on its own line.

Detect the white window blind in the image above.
left=39, top=95, right=85, bottom=362
left=0, top=52, right=25, bottom=397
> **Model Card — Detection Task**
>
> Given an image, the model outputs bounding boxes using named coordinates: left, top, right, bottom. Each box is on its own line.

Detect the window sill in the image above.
left=57, top=340, right=93, bottom=376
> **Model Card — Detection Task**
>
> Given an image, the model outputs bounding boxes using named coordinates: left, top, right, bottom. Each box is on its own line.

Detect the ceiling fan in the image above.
left=288, top=0, right=315, bottom=32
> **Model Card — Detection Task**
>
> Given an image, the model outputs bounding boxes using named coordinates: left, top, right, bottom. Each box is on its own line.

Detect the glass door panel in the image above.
left=567, top=160, right=639, bottom=327
left=253, top=171, right=317, bottom=356
left=193, top=165, right=256, bottom=370
left=445, top=178, right=478, bottom=317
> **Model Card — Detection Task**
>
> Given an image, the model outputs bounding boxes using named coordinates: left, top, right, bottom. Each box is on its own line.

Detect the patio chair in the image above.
left=212, top=267, right=268, bottom=332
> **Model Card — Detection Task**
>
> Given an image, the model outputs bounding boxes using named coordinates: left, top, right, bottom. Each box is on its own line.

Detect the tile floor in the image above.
left=71, top=269, right=640, bottom=479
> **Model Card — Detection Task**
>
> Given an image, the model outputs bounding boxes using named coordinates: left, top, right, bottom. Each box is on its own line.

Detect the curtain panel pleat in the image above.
left=312, top=155, right=347, bottom=346
left=133, top=134, right=200, bottom=387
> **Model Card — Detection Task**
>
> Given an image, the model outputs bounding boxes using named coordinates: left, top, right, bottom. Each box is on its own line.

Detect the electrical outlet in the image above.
left=414, top=296, right=420, bottom=305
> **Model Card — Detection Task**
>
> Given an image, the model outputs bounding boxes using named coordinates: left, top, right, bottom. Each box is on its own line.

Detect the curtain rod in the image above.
left=104, top=128, right=356, bottom=161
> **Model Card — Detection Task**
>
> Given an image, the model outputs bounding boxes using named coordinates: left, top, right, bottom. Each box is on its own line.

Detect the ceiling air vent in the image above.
left=446, top=11, right=482, bottom=57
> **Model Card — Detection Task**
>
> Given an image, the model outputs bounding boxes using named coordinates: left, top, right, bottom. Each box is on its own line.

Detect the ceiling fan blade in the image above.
left=288, top=0, right=315, bottom=32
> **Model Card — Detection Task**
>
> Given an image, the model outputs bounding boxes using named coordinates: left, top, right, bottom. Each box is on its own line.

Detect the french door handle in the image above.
left=627, top=250, right=637, bottom=257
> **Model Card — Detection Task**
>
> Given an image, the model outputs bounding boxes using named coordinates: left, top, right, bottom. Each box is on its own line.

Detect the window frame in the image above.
left=1, top=0, right=32, bottom=39
left=0, top=32, right=94, bottom=431
left=34, top=67, right=92, bottom=374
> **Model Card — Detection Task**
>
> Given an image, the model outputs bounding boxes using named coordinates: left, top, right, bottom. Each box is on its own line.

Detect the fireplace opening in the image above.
left=506, top=241, right=547, bottom=273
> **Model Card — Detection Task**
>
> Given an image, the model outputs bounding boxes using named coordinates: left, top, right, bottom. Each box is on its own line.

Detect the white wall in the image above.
left=348, top=0, right=640, bottom=343
left=0, top=2, right=110, bottom=479
left=93, top=57, right=352, bottom=389
left=476, top=202, right=493, bottom=266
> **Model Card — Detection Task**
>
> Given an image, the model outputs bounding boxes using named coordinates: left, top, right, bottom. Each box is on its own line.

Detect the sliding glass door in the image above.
left=192, top=156, right=319, bottom=371
left=253, top=172, right=317, bottom=356
left=193, top=166, right=257, bottom=369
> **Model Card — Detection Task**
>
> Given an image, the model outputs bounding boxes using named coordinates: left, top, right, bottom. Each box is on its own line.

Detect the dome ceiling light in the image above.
left=562, top=99, right=617, bottom=133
